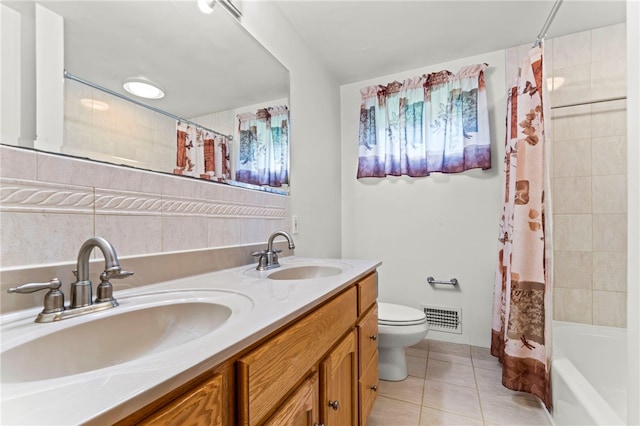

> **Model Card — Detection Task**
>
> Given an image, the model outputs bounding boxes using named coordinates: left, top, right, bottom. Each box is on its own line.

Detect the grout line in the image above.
left=471, top=359, right=489, bottom=425
left=417, top=352, right=429, bottom=425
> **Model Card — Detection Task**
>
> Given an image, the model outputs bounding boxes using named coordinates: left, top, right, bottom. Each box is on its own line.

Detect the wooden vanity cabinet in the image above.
left=320, top=330, right=358, bottom=425
left=356, top=273, right=379, bottom=425
left=125, top=361, right=235, bottom=426
left=237, top=286, right=358, bottom=425
left=120, top=271, right=378, bottom=426
left=264, top=373, right=320, bottom=425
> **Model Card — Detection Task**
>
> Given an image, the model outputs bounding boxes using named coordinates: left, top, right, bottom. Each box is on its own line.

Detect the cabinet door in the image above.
left=320, top=330, right=358, bottom=426
left=264, top=373, right=319, bottom=426
left=140, top=373, right=224, bottom=426
left=238, top=287, right=357, bottom=426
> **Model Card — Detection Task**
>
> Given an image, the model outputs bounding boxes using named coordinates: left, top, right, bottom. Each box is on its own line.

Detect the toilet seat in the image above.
left=378, top=302, right=427, bottom=326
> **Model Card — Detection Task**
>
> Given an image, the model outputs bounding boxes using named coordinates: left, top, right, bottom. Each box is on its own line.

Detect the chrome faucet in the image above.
left=70, top=237, right=133, bottom=308
left=253, top=230, right=295, bottom=271
left=7, top=237, right=133, bottom=323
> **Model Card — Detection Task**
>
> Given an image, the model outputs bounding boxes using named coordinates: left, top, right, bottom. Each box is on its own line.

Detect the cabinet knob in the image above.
left=370, top=385, right=378, bottom=392
left=328, top=400, right=340, bottom=410
left=314, top=424, right=325, bottom=426
left=369, top=334, right=377, bottom=341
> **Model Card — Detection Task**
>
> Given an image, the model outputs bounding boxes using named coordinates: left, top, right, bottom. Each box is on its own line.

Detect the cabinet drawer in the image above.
left=238, top=287, right=357, bottom=426
left=140, top=374, right=224, bottom=426
left=357, top=304, right=378, bottom=371
left=357, top=273, right=377, bottom=316
left=359, top=351, right=379, bottom=426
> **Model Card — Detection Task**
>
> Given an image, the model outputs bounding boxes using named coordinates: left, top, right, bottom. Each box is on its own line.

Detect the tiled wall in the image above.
left=0, top=144, right=291, bottom=270
left=63, top=78, right=176, bottom=173
left=508, top=23, right=628, bottom=328
left=550, top=24, right=627, bottom=327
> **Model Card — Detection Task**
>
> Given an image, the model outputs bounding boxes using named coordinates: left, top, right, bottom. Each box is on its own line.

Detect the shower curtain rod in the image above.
left=63, top=70, right=233, bottom=140
left=550, top=96, right=627, bottom=109
left=533, top=0, right=564, bottom=47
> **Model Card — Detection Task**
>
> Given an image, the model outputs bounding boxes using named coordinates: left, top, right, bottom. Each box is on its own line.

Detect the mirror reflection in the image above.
left=1, top=0, right=290, bottom=193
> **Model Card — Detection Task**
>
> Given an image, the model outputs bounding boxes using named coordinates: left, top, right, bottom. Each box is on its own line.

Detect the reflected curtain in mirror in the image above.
left=357, top=63, right=491, bottom=178
left=174, top=122, right=231, bottom=182
left=236, top=106, right=290, bottom=187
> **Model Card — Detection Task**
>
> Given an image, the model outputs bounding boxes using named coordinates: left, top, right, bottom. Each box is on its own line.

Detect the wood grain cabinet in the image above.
left=320, top=330, right=358, bottom=425
left=120, top=271, right=378, bottom=426
left=356, top=274, right=379, bottom=425
left=138, top=374, right=224, bottom=426
left=264, top=373, right=320, bottom=426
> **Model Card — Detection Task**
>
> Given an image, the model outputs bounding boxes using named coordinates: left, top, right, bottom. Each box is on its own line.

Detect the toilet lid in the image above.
left=378, top=302, right=427, bottom=326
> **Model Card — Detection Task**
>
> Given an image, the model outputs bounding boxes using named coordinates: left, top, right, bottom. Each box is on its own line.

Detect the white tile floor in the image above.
left=368, top=340, right=551, bottom=426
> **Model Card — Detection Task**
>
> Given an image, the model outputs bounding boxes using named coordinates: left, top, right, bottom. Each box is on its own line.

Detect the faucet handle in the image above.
left=7, top=278, right=65, bottom=314
left=8, top=278, right=62, bottom=294
left=251, top=250, right=269, bottom=270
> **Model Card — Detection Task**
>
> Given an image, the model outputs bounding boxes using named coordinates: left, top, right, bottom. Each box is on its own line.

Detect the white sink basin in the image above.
left=0, top=290, right=252, bottom=383
left=243, top=260, right=352, bottom=280
left=267, top=265, right=343, bottom=280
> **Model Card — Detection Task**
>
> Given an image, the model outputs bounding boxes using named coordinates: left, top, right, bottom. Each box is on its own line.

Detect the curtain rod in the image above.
left=63, top=70, right=233, bottom=140
left=550, top=96, right=627, bottom=110
left=533, top=0, right=564, bottom=47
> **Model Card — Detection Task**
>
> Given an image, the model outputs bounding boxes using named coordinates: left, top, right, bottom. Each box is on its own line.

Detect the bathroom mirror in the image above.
left=2, top=0, right=290, bottom=194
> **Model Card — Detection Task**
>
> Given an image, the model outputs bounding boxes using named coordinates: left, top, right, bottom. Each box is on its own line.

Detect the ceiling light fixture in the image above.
left=198, top=0, right=216, bottom=14
left=122, top=78, right=165, bottom=100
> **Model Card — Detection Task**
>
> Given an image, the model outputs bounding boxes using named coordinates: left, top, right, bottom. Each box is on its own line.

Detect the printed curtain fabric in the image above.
left=236, top=106, right=289, bottom=187
left=174, top=122, right=231, bottom=181
left=491, top=45, right=551, bottom=409
left=357, top=63, right=491, bottom=178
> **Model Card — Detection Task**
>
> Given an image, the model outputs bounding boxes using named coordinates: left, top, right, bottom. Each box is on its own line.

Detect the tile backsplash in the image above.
left=0, top=144, right=291, bottom=310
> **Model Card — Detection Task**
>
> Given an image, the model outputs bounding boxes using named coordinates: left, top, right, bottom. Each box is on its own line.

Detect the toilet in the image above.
left=377, top=302, right=429, bottom=381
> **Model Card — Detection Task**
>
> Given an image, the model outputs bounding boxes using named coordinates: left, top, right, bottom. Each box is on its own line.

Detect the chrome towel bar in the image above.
left=427, top=277, right=459, bottom=286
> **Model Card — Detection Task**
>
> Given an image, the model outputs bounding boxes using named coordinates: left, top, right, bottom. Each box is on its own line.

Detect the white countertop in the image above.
left=0, top=257, right=380, bottom=425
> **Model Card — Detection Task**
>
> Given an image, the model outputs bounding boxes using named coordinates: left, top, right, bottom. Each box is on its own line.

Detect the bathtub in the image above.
left=552, top=321, right=627, bottom=425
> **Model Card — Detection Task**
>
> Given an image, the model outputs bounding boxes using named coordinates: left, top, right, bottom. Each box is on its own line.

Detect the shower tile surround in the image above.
left=0, top=144, right=291, bottom=311
left=507, top=23, right=627, bottom=328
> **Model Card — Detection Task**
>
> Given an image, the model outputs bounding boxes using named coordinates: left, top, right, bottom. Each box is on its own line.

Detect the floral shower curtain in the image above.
left=174, top=122, right=230, bottom=181
left=357, top=63, right=491, bottom=178
left=491, top=45, right=552, bottom=409
left=236, top=106, right=289, bottom=187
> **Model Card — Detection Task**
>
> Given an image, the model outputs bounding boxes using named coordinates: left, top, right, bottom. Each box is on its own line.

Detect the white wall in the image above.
left=241, top=2, right=343, bottom=258
left=626, top=1, right=639, bottom=422
left=340, top=50, right=506, bottom=347
left=0, top=3, right=36, bottom=146
left=33, top=4, right=63, bottom=152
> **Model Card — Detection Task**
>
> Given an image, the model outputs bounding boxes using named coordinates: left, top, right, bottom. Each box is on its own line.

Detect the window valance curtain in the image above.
left=357, top=63, right=491, bottom=178
left=236, top=106, right=289, bottom=187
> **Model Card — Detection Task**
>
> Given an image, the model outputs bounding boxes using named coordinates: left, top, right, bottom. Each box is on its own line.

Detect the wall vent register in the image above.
left=421, top=305, right=462, bottom=334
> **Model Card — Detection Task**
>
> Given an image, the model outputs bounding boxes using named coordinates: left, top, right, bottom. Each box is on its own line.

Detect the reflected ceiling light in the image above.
left=198, top=0, right=216, bottom=14
left=80, top=98, right=109, bottom=111
left=546, top=76, right=565, bottom=91
left=122, top=78, right=165, bottom=100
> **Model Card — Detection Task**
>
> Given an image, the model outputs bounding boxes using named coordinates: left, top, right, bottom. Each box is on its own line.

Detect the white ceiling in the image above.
left=275, top=0, right=627, bottom=84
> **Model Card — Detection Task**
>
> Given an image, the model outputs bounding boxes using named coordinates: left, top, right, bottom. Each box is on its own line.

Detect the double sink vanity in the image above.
left=1, top=241, right=381, bottom=425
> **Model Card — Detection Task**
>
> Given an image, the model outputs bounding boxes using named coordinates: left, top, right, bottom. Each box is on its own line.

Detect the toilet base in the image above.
left=378, top=346, right=409, bottom=381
